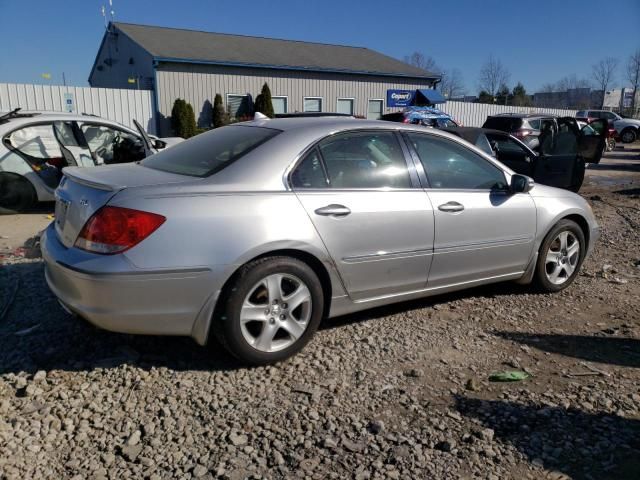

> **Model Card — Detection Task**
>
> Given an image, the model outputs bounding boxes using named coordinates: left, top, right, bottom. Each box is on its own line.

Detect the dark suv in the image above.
left=483, top=113, right=555, bottom=151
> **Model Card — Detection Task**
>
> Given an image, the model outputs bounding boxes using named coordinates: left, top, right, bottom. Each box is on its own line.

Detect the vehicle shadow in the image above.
left=322, top=281, right=531, bottom=331
left=613, top=187, right=640, bottom=196
left=588, top=161, right=640, bottom=172
left=493, top=332, right=640, bottom=368
left=454, top=395, right=640, bottom=480
left=0, top=262, right=241, bottom=375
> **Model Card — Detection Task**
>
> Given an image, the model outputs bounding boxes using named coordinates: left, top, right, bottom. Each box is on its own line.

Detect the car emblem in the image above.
left=79, top=199, right=89, bottom=207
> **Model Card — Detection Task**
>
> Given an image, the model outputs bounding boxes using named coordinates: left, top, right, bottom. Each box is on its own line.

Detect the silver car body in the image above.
left=42, top=118, right=600, bottom=345
left=0, top=111, right=182, bottom=202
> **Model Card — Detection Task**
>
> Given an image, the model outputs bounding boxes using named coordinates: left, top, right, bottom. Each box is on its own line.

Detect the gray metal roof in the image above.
left=113, top=23, right=438, bottom=80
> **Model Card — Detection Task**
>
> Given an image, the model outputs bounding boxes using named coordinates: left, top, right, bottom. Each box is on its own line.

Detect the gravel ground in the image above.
left=1, top=147, right=639, bottom=480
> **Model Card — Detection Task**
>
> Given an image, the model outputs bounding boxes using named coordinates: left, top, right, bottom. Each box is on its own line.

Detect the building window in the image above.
left=272, top=96, right=288, bottom=114
left=337, top=98, right=355, bottom=115
left=227, top=94, right=252, bottom=119
left=367, top=99, right=383, bottom=120
left=304, top=97, right=322, bottom=113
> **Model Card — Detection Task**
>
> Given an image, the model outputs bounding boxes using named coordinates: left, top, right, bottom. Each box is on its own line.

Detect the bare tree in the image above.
left=403, top=52, right=440, bottom=73
left=592, top=57, right=618, bottom=107
left=478, top=55, right=510, bottom=97
left=627, top=48, right=640, bottom=113
left=439, top=68, right=466, bottom=99
left=539, top=83, right=556, bottom=93
left=556, top=74, right=591, bottom=92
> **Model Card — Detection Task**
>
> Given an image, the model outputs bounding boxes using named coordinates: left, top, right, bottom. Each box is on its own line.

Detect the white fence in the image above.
left=0, top=83, right=157, bottom=134
left=437, top=101, right=577, bottom=127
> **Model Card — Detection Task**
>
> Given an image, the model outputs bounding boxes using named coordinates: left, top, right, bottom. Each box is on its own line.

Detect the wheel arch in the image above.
left=198, top=248, right=335, bottom=346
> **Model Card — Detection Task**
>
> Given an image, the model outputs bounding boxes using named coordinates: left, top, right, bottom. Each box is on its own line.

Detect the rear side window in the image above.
left=291, top=149, right=328, bottom=188
left=141, top=126, right=280, bottom=177
left=526, top=119, right=541, bottom=130
left=318, top=131, right=411, bottom=188
left=483, top=117, right=523, bottom=132
left=6, top=124, right=62, bottom=159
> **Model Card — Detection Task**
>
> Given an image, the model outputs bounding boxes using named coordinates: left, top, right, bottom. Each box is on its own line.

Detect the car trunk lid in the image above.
left=54, top=163, right=194, bottom=248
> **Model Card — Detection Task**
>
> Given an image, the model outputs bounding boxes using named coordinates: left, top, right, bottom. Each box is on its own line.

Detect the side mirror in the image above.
left=510, top=173, right=534, bottom=193
left=153, top=139, right=167, bottom=150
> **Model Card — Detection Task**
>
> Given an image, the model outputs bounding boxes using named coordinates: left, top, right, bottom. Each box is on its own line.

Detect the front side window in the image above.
left=407, top=133, right=508, bottom=190
left=80, top=124, right=144, bottom=164
left=337, top=98, right=354, bottom=115
left=142, top=125, right=280, bottom=177
left=367, top=100, right=383, bottom=120
left=527, top=119, right=541, bottom=130
left=303, top=97, right=322, bottom=113
left=318, top=131, right=411, bottom=189
left=272, top=96, right=288, bottom=114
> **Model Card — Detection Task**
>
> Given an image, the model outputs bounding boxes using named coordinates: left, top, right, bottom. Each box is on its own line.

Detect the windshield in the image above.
left=141, top=125, right=280, bottom=177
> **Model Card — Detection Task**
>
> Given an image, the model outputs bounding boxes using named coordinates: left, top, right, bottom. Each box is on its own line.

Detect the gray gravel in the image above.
left=1, top=182, right=639, bottom=479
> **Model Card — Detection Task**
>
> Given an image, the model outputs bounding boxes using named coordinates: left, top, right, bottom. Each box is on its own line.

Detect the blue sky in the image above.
left=1, top=0, right=639, bottom=93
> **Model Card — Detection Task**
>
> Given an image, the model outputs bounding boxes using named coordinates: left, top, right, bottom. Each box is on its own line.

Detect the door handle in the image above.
left=314, top=204, right=351, bottom=217
left=438, top=201, right=464, bottom=213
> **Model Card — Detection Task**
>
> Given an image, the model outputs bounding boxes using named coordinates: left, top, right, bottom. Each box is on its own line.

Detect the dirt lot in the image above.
left=1, top=146, right=639, bottom=480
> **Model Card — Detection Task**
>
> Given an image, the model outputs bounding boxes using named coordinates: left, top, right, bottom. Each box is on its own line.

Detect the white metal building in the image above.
left=89, top=23, right=439, bottom=134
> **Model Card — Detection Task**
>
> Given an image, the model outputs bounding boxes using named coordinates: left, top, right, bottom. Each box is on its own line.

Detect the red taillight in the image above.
left=75, top=206, right=166, bottom=254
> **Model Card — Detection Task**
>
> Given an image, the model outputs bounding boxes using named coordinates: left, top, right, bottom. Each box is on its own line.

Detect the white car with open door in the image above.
left=0, top=109, right=182, bottom=213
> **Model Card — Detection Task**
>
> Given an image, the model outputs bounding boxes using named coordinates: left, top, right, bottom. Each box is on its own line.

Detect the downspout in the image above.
left=152, top=59, right=161, bottom=135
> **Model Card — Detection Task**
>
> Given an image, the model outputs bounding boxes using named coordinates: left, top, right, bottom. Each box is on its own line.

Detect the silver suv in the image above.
left=576, top=109, right=640, bottom=143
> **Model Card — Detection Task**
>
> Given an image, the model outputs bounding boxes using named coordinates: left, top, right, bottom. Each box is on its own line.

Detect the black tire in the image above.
left=620, top=128, right=637, bottom=144
left=0, top=173, right=37, bottom=214
left=534, top=219, right=586, bottom=293
left=212, top=256, right=324, bottom=365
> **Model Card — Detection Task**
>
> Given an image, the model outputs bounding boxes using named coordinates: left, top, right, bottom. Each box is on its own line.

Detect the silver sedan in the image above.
left=42, top=117, right=600, bottom=364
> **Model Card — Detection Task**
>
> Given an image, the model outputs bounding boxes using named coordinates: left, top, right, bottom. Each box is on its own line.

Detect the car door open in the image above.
left=533, top=117, right=583, bottom=190
left=291, top=131, right=435, bottom=301
left=578, top=118, right=607, bottom=165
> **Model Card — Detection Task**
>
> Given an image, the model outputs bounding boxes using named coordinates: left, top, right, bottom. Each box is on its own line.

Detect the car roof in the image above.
left=488, top=113, right=554, bottom=119
left=442, top=126, right=511, bottom=142
left=0, top=110, right=134, bottom=130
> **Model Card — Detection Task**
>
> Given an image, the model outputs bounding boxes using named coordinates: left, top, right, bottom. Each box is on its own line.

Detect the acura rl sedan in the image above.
left=42, top=117, right=599, bottom=365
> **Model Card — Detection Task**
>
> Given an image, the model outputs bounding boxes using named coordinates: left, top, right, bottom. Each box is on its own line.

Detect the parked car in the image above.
left=380, top=106, right=459, bottom=128
left=0, top=109, right=182, bottom=213
left=576, top=109, right=640, bottom=144
left=42, top=117, right=599, bottom=365
left=482, top=113, right=557, bottom=151
left=443, top=121, right=606, bottom=191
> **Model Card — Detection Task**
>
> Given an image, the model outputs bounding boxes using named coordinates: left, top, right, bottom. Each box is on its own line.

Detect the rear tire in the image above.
left=0, top=173, right=36, bottom=214
left=212, top=256, right=324, bottom=365
left=534, top=219, right=585, bottom=293
left=620, top=128, right=637, bottom=144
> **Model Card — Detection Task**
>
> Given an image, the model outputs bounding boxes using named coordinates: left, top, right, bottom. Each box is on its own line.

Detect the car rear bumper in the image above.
left=41, top=223, right=221, bottom=344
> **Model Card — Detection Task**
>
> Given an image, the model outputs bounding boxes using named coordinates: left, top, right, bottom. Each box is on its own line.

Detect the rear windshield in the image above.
left=483, top=117, right=523, bottom=132
left=141, top=125, right=280, bottom=177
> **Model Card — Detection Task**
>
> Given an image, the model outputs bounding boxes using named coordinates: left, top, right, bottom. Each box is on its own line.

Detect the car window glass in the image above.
left=474, top=134, right=494, bottom=156
left=527, top=119, right=541, bottom=129
left=142, top=125, right=280, bottom=177
left=6, top=124, right=62, bottom=159
left=407, top=133, right=508, bottom=190
left=291, top=149, right=328, bottom=188
left=318, top=131, right=411, bottom=189
left=487, top=134, right=529, bottom=155
left=603, top=112, right=616, bottom=120
left=80, top=124, right=144, bottom=164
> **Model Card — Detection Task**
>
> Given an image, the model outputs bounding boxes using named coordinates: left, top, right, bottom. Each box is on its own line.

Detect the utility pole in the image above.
left=62, top=72, right=66, bottom=86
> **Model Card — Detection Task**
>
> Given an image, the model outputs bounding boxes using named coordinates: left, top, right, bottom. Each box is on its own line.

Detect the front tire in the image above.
left=0, top=173, right=36, bottom=214
left=213, top=256, right=324, bottom=365
left=534, top=219, right=586, bottom=293
left=620, top=128, right=637, bottom=144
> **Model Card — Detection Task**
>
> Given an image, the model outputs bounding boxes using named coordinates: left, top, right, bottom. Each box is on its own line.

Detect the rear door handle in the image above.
left=438, top=201, right=464, bottom=213
left=314, top=204, right=351, bottom=217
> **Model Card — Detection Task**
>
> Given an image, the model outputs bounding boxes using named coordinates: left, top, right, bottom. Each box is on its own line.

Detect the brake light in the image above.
left=75, top=206, right=165, bottom=254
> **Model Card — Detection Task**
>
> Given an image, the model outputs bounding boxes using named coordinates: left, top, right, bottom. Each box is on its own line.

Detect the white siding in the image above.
left=438, top=102, right=577, bottom=127
left=0, top=83, right=157, bottom=134
left=155, top=63, right=435, bottom=134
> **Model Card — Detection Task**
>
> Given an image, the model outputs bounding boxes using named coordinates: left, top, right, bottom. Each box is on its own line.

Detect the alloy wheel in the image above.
left=544, top=231, right=580, bottom=285
left=239, top=273, right=312, bottom=352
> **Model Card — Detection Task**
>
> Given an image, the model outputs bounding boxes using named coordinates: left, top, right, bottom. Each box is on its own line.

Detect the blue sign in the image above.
left=387, top=89, right=415, bottom=107
left=63, top=93, right=74, bottom=113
